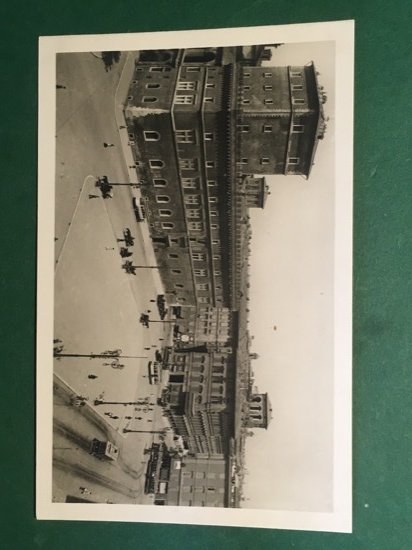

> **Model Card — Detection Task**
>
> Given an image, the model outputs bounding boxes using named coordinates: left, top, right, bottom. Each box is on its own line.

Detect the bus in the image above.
left=148, top=361, right=162, bottom=385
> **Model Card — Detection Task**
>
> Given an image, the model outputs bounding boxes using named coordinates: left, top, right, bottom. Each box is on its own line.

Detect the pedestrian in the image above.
left=135, top=417, right=143, bottom=420
left=56, top=84, right=66, bottom=89
left=159, top=338, right=164, bottom=341
left=88, top=374, right=98, bottom=379
left=111, top=415, right=119, bottom=420
left=103, top=142, right=115, bottom=148
left=147, top=419, right=153, bottom=423
left=119, top=125, right=126, bottom=129
left=150, top=299, right=155, bottom=303
left=128, top=165, right=136, bottom=169
left=147, top=310, right=151, bottom=313
left=105, top=247, right=115, bottom=251
left=125, top=416, right=132, bottom=420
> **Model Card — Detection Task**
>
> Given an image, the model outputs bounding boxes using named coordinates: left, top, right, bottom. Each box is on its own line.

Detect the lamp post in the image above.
left=53, top=345, right=148, bottom=361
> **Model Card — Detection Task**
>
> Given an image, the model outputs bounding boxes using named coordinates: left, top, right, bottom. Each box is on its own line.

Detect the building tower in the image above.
left=246, top=393, right=272, bottom=429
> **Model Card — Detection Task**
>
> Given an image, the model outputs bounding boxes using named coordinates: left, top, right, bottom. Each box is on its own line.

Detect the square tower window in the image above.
left=180, top=158, right=198, bottom=170
left=175, top=95, right=194, bottom=105
left=185, top=195, right=200, bottom=205
left=176, top=130, right=196, bottom=143
left=186, top=209, right=201, bottom=219
left=177, top=81, right=197, bottom=91
left=182, top=177, right=198, bottom=188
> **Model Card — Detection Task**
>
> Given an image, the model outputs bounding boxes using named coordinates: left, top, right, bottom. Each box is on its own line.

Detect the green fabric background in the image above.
left=1, top=0, right=411, bottom=548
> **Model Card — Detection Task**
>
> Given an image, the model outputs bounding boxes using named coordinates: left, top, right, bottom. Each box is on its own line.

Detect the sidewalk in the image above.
left=114, top=53, right=164, bottom=297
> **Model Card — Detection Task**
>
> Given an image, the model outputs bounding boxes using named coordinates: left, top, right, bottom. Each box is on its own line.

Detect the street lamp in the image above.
left=53, top=345, right=148, bottom=361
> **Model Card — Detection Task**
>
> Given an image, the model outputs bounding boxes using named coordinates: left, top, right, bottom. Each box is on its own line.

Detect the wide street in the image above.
left=53, top=52, right=172, bottom=503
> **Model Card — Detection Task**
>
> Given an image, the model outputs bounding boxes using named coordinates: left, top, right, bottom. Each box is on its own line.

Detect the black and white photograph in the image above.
left=37, top=21, right=354, bottom=531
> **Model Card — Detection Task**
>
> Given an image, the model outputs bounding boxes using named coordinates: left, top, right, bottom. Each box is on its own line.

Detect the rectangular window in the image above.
left=264, top=72, right=272, bottom=78
left=261, top=157, right=270, bottom=165
left=176, top=129, right=196, bottom=143
left=264, top=85, right=273, bottom=90
left=209, top=196, right=218, bottom=204
left=204, top=133, right=214, bottom=141
left=288, top=157, right=300, bottom=165
left=291, top=71, right=302, bottom=77
left=237, top=158, right=248, bottom=165
left=144, top=130, right=160, bottom=141
left=149, top=67, right=163, bottom=72
left=143, top=96, right=158, bottom=103
left=292, top=124, right=304, bottom=133
left=193, top=253, right=206, bottom=261
left=153, top=178, right=167, bottom=187
left=243, top=72, right=250, bottom=78
left=185, top=195, right=200, bottom=205
left=206, top=83, right=215, bottom=88
left=264, top=98, right=273, bottom=105
left=146, top=83, right=160, bottom=89
left=180, top=158, right=198, bottom=170
left=186, top=209, right=201, bottom=219
left=177, top=81, right=197, bottom=91
left=211, top=223, right=218, bottom=230
left=293, top=98, right=305, bottom=105
left=149, top=159, right=164, bottom=168
left=182, top=177, right=198, bottom=189
left=196, top=283, right=208, bottom=290
left=188, top=222, right=203, bottom=231
left=187, top=67, right=200, bottom=72
left=263, top=125, right=272, bottom=133
left=175, top=95, right=194, bottom=105
left=207, top=180, right=216, bottom=187
left=206, top=161, right=215, bottom=168
left=237, top=124, right=250, bottom=133
left=243, top=85, right=251, bottom=90
left=194, top=269, right=207, bottom=276
left=204, top=97, right=214, bottom=103
left=292, top=84, right=303, bottom=90
left=199, top=297, right=209, bottom=304
left=210, top=210, right=218, bottom=217
left=242, top=99, right=250, bottom=105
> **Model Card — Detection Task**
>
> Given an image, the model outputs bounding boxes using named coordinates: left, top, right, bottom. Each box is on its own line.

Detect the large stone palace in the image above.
left=124, top=44, right=326, bottom=506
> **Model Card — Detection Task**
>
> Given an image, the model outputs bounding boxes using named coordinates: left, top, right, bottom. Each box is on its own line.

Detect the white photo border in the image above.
left=37, top=19, right=354, bottom=532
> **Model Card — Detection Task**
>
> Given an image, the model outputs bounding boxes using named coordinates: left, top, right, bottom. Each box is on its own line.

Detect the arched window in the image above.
left=153, top=179, right=167, bottom=187
left=149, top=159, right=164, bottom=168
left=156, top=195, right=170, bottom=203
left=161, top=222, right=174, bottom=230
left=143, top=96, right=158, bottom=103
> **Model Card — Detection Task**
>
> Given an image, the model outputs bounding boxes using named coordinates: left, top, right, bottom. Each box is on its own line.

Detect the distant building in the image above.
left=155, top=455, right=228, bottom=507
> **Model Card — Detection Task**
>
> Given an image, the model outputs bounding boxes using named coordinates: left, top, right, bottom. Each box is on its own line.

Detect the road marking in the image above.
left=55, top=174, right=96, bottom=274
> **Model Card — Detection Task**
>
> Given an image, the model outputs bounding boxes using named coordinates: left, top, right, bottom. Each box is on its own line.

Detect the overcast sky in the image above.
left=243, top=41, right=336, bottom=511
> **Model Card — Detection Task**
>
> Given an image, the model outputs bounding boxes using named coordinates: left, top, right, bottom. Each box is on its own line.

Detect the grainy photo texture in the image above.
left=37, top=21, right=354, bottom=531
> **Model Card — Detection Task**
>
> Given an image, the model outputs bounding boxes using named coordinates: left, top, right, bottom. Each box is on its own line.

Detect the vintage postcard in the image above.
left=37, top=20, right=354, bottom=531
